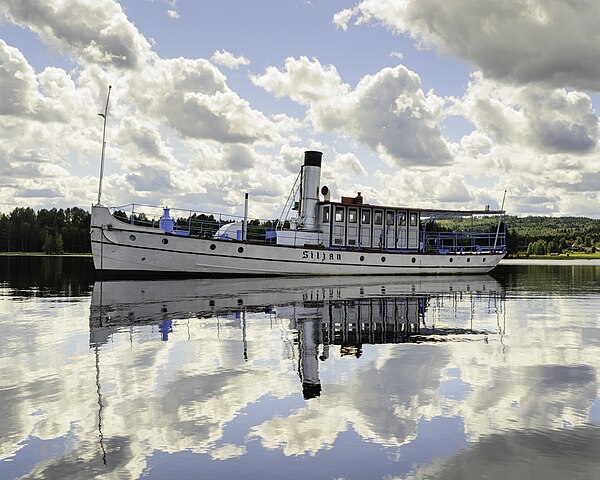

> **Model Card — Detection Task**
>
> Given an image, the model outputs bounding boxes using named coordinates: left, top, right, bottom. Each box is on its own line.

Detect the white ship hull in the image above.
left=91, top=205, right=504, bottom=277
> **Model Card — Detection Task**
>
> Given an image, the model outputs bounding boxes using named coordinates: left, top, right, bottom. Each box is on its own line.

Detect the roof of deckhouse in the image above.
left=319, top=200, right=505, bottom=217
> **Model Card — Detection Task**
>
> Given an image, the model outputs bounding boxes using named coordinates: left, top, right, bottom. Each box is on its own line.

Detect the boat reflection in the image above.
left=90, top=275, right=504, bottom=400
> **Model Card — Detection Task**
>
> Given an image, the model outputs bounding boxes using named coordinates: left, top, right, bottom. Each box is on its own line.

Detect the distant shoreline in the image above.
left=506, top=253, right=600, bottom=260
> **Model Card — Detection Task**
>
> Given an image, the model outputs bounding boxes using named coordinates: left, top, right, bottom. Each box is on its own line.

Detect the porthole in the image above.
left=360, top=255, right=365, bottom=262
left=238, top=247, right=244, bottom=253
left=129, top=234, right=136, bottom=241
left=162, top=238, right=168, bottom=244
left=381, top=256, right=386, bottom=263
left=209, top=300, right=215, bottom=307
left=210, top=244, right=216, bottom=250
left=467, top=257, right=471, bottom=263
left=237, top=298, right=243, bottom=305
left=449, top=257, right=453, bottom=263
left=482, top=257, right=486, bottom=262
left=141, top=257, right=146, bottom=262
left=411, top=257, right=416, bottom=264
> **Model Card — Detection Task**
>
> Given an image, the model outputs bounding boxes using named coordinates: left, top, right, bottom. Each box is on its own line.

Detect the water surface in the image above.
left=1, top=256, right=600, bottom=479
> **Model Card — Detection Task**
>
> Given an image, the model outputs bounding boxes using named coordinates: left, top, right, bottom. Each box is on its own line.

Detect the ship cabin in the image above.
left=317, top=194, right=421, bottom=251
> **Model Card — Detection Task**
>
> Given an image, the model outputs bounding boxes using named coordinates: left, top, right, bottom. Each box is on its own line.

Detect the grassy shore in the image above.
left=508, top=252, right=600, bottom=260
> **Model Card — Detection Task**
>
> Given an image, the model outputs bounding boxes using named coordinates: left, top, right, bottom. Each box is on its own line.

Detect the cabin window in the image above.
left=374, top=210, right=383, bottom=225
left=335, top=207, right=344, bottom=222
left=361, top=209, right=371, bottom=224
left=410, top=212, right=418, bottom=226
left=322, top=206, right=330, bottom=223
left=386, top=211, right=394, bottom=225
left=398, top=212, right=406, bottom=226
left=348, top=208, right=358, bottom=224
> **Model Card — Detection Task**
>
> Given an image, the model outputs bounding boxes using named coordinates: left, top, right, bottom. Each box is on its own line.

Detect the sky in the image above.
left=1, top=0, right=600, bottom=218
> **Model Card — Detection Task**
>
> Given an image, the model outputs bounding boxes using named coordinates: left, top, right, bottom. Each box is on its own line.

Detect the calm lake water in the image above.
left=1, top=256, right=600, bottom=480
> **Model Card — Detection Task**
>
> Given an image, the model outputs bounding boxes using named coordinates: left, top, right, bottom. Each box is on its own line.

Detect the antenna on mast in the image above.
left=96, top=85, right=112, bottom=206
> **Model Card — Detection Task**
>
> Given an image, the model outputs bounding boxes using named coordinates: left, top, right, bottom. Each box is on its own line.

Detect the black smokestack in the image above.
left=304, top=151, right=322, bottom=167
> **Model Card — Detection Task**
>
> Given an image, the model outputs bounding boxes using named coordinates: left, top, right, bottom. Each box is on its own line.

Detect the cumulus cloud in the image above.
left=0, top=0, right=152, bottom=69
left=331, top=152, right=367, bottom=177
left=0, top=22, right=294, bottom=214
left=455, top=73, right=599, bottom=154
left=0, top=40, right=38, bottom=115
left=252, top=56, right=453, bottom=167
left=372, top=169, right=475, bottom=210
left=444, top=73, right=600, bottom=214
left=167, top=10, right=180, bottom=19
left=128, top=57, right=281, bottom=144
left=334, top=0, right=600, bottom=90
left=223, top=144, right=255, bottom=171
left=211, top=50, right=250, bottom=70
left=252, top=56, right=349, bottom=104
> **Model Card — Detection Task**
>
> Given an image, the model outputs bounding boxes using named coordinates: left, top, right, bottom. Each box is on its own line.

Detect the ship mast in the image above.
left=96, top=85, right=112, bottom=206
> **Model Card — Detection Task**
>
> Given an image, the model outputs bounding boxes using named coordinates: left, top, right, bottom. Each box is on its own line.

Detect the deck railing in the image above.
left=421, top=231, right=506, bottom=254
left=109, top=204, right=279, bottom=243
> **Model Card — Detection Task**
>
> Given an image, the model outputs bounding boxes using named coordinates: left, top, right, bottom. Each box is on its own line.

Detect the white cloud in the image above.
left=334, top=0, right=600, bottom=90
left=443, top=73, right=600, bottom=215
left=454, top=73, right=599, bottom=154
left=127, top=57, right=284, bottom=145
left=373, top=169, right=476, bottom=210
left=223, top=144, right=255, bottom=171
left=252, top=56, right=349, bottom=104
left=211, top=50, right=250, bottom=70
left=0, top=0, right=152, bottom=70
left=252, top=56, right=453, bottom=167
left=167, top=9, right=180, bottom=19
left=0, top=39, right=38, bottom=115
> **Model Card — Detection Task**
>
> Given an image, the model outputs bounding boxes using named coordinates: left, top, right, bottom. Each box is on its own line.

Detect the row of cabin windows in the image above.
left=323, top=206, right=418, bottom=226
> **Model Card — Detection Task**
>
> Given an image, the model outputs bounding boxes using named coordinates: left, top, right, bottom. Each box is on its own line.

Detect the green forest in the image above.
left=0, top=207, right=91, bottom=254
left=505, top=215, right=600, bottom=255
left=1, top=207, right=599, bottom=256
left=447, top=215, right=600, bottom=256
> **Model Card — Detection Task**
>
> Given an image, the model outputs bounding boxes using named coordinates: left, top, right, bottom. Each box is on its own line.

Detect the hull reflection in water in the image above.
left=90, top=275, right=504, bottom=400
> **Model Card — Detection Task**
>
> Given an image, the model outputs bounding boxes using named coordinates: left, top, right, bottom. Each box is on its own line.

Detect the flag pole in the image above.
left=97, top=85, right=112, bottom=205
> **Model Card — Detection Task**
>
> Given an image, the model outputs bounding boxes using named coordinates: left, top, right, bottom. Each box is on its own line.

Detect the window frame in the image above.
left=374, top=210, right=383, bottom=225
left=322, top=206, right=330, bottom=223
left=361, top=209, right=371, bottom=225
left=348, top=208, right=358, bottom=224
left=410, top=212, right=418, bottom=226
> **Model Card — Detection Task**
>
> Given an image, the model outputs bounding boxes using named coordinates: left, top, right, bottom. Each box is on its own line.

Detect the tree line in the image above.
left=0, top=207, right=91, bottom=254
